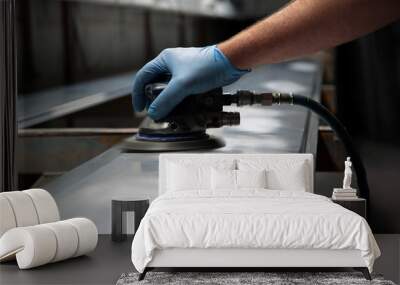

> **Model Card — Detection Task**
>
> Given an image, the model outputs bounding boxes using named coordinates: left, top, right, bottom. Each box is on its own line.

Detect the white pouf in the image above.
left=24, top=189, right=60, bottom=223
left=65, top=218, right=98, bottom=257
left=0, top=189, right=98, bottom=269
left=0, top=225, right=57, bottom=268
left=0, top=196, right=17, bottom=237
left=1, top=191, right=39, bottom=227
left=0, top=218, right=98, bottom=269
left=42, top=221, right=79, bottom=262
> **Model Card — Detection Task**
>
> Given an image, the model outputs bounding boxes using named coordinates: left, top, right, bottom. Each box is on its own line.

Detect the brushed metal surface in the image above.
left=17, top=72, right=135, bottom=128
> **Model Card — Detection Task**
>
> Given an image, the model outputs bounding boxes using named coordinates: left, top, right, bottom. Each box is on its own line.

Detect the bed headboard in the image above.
left=159, top=153, right=314, bottom=195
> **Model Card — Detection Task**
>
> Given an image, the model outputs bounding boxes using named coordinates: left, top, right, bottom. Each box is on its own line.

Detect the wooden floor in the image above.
left=0, top=235, right=399, bottom=285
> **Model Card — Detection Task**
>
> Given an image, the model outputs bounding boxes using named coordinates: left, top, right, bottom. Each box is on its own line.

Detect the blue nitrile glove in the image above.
left=132, top=45, right=249, bottom=120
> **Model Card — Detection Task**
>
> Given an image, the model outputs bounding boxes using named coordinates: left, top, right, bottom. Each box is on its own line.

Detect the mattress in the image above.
left=131, top=190, right=380, bottom=273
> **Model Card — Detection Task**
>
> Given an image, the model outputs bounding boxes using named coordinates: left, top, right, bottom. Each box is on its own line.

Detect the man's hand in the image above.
left=132, top=0, right=400, bottom=121
left=132, top=45, right=248, bottom=120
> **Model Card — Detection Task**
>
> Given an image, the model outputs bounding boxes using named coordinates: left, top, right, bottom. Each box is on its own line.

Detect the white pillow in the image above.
left=211, top=169, right=236, bottom=190
left=237, top=169, right=267, bottom=189
left=211, top=168, right=267, bottom=191
left=267, top=161, right=307, bottom=191
left=238, top=159, right=309, bottom=192
left=167, top=160, right=235, bottom=192
left=167, top=163, right=208, bottom=191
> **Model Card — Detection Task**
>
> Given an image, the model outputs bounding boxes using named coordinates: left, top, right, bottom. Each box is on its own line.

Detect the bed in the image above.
left=131, top=153, right=380, bottom=280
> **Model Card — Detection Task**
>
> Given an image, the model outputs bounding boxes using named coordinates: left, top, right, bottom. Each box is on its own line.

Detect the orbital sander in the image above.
left=122, top=82, right=300, bottom=152
left=122, top=82, right=240, bottom=152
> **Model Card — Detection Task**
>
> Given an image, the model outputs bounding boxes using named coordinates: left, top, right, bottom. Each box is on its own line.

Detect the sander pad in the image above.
left=120, top=133, right=225, bottom=152
left=119, top=82, right=232, bottom=152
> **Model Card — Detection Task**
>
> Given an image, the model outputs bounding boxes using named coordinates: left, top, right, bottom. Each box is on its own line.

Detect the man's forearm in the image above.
left=219, top=0, right=400, bottom=69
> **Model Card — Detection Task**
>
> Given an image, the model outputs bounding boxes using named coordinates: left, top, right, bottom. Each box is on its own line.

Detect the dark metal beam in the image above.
left=0, top=0, right=18, bottom=192
left=18, top=128, right=138, bottom=137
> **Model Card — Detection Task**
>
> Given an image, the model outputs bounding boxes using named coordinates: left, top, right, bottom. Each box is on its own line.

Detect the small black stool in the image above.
left=112, top=197, right=150, bottom=242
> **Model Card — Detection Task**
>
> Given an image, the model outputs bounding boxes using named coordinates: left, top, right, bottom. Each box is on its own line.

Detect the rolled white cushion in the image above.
left=64, top=218, right=98, bottom=257
left=42, top=221, right=79, bottom=262
left=0, top=196, right=17, bottom=237
left=0, top=218, right=98, bottom=269
left=0, top=192, right=39, bottom=227
left=0, top=226, right=57, bottom=269
left=23, top=189, right=59, bottom=223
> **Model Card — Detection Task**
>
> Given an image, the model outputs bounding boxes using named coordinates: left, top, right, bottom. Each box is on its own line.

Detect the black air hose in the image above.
left=288, top=94, right=369, bottom=204
left=231, top=91, right=370, bottom=211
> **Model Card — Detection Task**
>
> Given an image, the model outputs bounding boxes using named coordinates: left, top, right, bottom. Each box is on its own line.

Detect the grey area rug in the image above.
left=117, top=272, right=396, bottom=285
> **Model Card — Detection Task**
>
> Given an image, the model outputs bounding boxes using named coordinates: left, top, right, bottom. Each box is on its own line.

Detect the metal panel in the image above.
left=16, top=133, right=132, bottom=173
left=17, top=72, right=135, bottom=128
left=0, top=0, right=18, bottom=192
left=66, top=0, right=289, bottom=19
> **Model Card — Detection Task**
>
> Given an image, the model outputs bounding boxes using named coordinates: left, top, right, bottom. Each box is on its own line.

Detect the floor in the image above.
left=374, top=235, right=400, bottom=283
left=0, top=235, right=133, bottom=285
left=0, top=235, right=399, bottom=285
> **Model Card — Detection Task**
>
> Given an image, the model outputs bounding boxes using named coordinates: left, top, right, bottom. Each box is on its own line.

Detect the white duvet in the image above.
left=131, top=190, right=380, bottom=273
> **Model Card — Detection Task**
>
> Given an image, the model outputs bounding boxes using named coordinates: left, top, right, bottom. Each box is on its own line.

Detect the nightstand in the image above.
left=331, top=198, right=367, bottom=219
left=112, top=197, right=150, bottom=242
